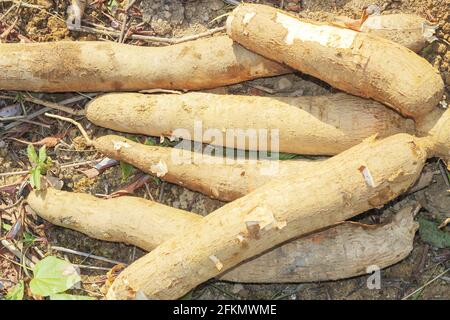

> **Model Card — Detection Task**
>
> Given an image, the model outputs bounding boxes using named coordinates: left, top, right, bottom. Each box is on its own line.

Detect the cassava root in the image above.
left=0, top=12, right=435, bottom=93
left=359, top=14, right=438, bottom=53
left=26, top=188, right=418, bottom=283
left=0, top=36, right=289, bottom=92
left=54, top=102, right=446, bottom=202
left=226, top=4, right=444, bottom=119
left=333, top=13, right=437, bottom=52
left=106, top=108, right=449, bottom=299
left=86, top=92, right=442, bottom=155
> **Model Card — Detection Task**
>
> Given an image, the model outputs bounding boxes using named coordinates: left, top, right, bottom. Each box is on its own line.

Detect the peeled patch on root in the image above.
left=226, top=15, right=234, bottom=35
left=243, top=12, right=256, bottom=25
left=275, top=12, right=357, bottom=48
left=209, top=255, right=223, bottom=271
left=358, top=164, right=376, bottom=188
left=112, top=140, right=131, bottom=151
left=150, top=160, right=168, bottom=177
left=245, top=206, right=287, bottom=237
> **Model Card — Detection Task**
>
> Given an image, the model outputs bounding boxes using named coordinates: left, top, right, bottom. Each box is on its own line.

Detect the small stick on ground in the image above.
left=44, top=113, right=92, bottom=145
left=51, top=246, right=127, bottom=266
left=75, top=25, right=226, bottom=44
left=2, top=94, right=95, bottom=133
left=0, top=239, right=35, bottom=268
left=402, top=268, right=450, bottom=300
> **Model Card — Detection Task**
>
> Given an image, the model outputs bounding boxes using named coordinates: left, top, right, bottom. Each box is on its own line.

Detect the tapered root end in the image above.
left=425, top=108, right=450, bottom=164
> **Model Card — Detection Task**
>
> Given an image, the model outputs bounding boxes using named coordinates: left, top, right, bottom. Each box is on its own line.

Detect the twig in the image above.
left=0, top=3, right=17, bottom=21
left=0, top=14, right=18, bottom=39
left=44, top=113, right=92, bottom=145
left=23, top=95, right=85, bottom=116
left=73, top=25, right=225, bottom=44
left=2, top=94, right=94, bottom=133
left=158, top=181, right=166, bottom=203
left=0, top=239, right=35, bottom=268
left=73, top=264, right=112, bottom=271
left=118, top=14, right=127, bottom=44
left=124, top=0, right=138, bottom=11
left=12, top=118, right=51, bottom=129
left=139, top=89, right=183, bottom=94
left=0, top=95, right=83, bottom=115
left=402, top=268, right=449, bottom=300
left=0, top=159, right=100, bottom=178
left=51, top=246, right=127, bottom=266
left=0, top=197, right=23, bottom=211
left=0, top=170, right=28, bottom=178
left=2, top=0, right=44, bottom=10
left=437, top=159, right=450, bottom=188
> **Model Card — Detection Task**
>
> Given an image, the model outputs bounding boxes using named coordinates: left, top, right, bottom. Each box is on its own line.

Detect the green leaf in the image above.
left=152, top=176, right=161, bottom=185
left=38, top=145, right=47, bottom=164
left=50, top=293, right=96, bottom=300
left=30, top=167, right=41, bottom=190
left=107, top=0, right=118, bottom=11
left=23, top=232, right=37, bottom=245
left=2, top=223, right=12, bottom=231
left=119, top=161, right=135, bottom=181
left=6, top=280, right=24, bottom=300
left=277, top=152, right=301, bottom=160
left=144, top=138, right=156, bottom=146
left=30, top=256, right=81, bottom=297
left=418, top=217, right=450, bottom=249
left=27, top=144, right=38, bottom=164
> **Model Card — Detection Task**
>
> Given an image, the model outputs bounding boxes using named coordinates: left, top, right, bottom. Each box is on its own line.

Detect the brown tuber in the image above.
left=105, top=108, right=450, bottom=299
left=226, top=4, right=444, bottom=119
left=0, top=36, right=289, bottom=92
left=86, top=92, right=416, bottom=156
left=26, top=188, right=418, bottom=283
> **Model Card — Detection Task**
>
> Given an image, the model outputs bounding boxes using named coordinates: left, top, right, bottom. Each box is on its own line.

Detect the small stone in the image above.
left=276, top=77, right=293, bottom=91
left=232, top=284, right=244, bottom=294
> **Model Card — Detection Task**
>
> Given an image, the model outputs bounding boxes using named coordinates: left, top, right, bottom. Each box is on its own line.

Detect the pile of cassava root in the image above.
left=3, top=4, right=449, bottom=299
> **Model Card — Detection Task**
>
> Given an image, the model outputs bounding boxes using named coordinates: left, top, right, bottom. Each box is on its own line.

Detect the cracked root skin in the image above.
left=0, top=36, right=289, bottom=92
left=107, top=133, right=428, bottom=299
left=222, top=205, right=418, bottom=283
left=226, top=4, right=444, bottom=120
left=87, top=92, right=415, bottom=156
left=26, top=189, right=418, bottom=283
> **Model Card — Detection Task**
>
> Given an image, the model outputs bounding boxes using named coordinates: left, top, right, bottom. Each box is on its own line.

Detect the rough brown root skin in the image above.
left=107, top=133, right=428, bottom=299
left=92, top=135, right=315, bottom=202
left=86, top=92, right=415, bottom=155
left=0, top=36, right=289, bottom=92
left=26, top=189, right=418, bottom=283
left=221, top=205, right=418, bottom=283
left=226, top=4, right=444, bottom=120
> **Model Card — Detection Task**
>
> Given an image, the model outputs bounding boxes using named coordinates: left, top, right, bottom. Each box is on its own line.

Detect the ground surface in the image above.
left=0, top=0, right=449, bottom=300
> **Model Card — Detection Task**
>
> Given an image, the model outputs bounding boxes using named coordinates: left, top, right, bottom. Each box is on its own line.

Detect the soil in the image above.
left=0, top=0, right=449, bottom=300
